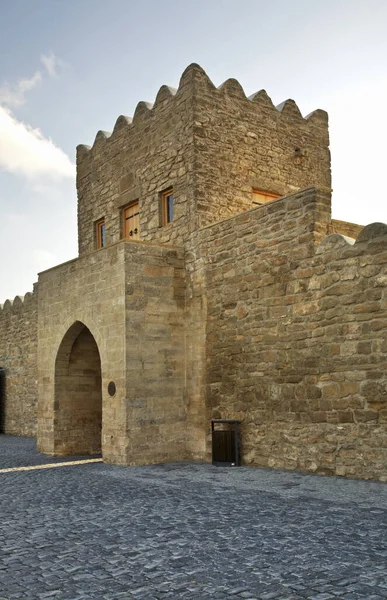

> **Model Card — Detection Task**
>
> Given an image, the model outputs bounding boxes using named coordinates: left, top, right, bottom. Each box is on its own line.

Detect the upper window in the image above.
left=96, top=219, right=106, bottom=249
left=252, top=189, right=279, bottom=206
left=162, top=189, right=174, bottom=225
left=123, top=201, right=140, bottom=240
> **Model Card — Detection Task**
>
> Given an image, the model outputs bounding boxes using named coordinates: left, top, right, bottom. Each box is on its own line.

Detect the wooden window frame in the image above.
left=252, top=188, right=279, bottom=206
left=161, top=188, right=174, bottom=226
left=96, top=218, right=106, bottom=249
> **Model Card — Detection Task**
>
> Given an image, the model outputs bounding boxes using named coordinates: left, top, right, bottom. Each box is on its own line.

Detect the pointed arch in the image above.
left=54, top=321, right=102, bottom=455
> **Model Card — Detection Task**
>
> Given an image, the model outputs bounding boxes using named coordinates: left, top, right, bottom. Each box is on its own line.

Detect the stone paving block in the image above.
left=1, top=437, right=387, bottom=599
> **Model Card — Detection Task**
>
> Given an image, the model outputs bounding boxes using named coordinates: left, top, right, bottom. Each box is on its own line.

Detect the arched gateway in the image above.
left=54, top=321, right=102, bottom=455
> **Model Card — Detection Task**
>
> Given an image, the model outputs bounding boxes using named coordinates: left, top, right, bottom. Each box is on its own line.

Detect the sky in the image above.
left=0, top=0, right=386, bottom=303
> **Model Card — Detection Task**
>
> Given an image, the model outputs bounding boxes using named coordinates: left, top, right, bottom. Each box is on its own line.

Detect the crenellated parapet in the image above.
left=2, top=63, right=387, bottom=479
left=317, top=222, right=387, bottom=255
left=76, top=84, right=180, bottom=164
left=0, top=284, right=38, bottom=437
left=78, top=86, right=179, bottom=157
left=76, top=64, right=331, bottom=255
left=0, top=288, right=37, bottom=315
left=77, top=63, right=328, bottom=160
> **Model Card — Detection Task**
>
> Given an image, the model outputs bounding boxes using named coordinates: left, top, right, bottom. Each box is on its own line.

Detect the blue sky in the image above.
left=0, top=0, right=386, bottom=302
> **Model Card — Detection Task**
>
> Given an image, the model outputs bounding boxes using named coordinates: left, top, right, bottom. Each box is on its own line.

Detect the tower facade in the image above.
left=1, top=65, right=387, bottom=481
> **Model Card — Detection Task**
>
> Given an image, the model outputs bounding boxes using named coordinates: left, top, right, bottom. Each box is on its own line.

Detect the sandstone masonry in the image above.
left=0, top=290, right=37, bottom=436
left=0, top=64, right=386, bottom=480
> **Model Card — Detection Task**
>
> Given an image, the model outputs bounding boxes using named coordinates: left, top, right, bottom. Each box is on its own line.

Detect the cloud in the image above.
left=0, top=71, right=42, bottom=108
left=0, top=52, right=66, bottom=109
left=40, top=51, right=66, bottom=78
left=0, top=105, right=75, bottom=180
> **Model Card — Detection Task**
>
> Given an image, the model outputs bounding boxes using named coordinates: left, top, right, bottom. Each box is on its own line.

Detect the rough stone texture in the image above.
left=199, top=188, right=387, bottom=480
left=331, top=218, right=364, bottom=239
left=0, top=289, right=38, bottom=436
left=76, top=64, right=331, bottom=252
left=76, top=70, right=197, bottom=254
left=192, top=68, right=331, bottom=228
left=122, top=241, right=189, bottom=465
left=37, top=239, right=188, bottom=464
left=1, top=64, right=387, bottom=480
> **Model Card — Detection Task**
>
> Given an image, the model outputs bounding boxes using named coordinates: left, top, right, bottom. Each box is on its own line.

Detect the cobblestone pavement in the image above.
left=1, top=436, right=387, bottom=600
left=0, top=436, right=101, bottom=469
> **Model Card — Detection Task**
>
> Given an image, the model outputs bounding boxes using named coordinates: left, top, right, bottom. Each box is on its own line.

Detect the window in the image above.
left=96, top=219, right=106, bottom=248
left=161, top=189, right=174, bottom=225
left=252, top=189, right=279, bottom=206
left=123, top=201, right=140, bottom=240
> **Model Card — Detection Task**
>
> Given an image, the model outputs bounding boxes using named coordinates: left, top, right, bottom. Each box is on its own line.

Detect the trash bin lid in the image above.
left=211, top=419, right=241, bottom=424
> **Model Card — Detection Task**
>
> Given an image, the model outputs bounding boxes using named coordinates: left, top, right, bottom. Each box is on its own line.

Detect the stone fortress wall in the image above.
left=0, top=289, right=38, bottom=436
left=0, top=64, right=386, bottom=480
left=189, top=66, right=331, bottom=228
left=76, top=69, right=197, bottom=254
left=36, top=240, right=188, bottom=464
left=196, top=188, right=387, bottom=480
left=330, top=218, right=364, bottom=240
left=76, top=64, right=332, bottom=250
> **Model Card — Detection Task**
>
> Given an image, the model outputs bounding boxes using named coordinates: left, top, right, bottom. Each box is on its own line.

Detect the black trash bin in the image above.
left=211, top=420, right=241, bottom=466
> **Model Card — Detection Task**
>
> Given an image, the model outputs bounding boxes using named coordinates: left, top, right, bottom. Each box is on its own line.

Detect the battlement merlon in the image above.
left=0, top=284, right=38, bottom=314
left=76, top=64, right=329, bottom=163
left=75, top=64, right=331, bottom=255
